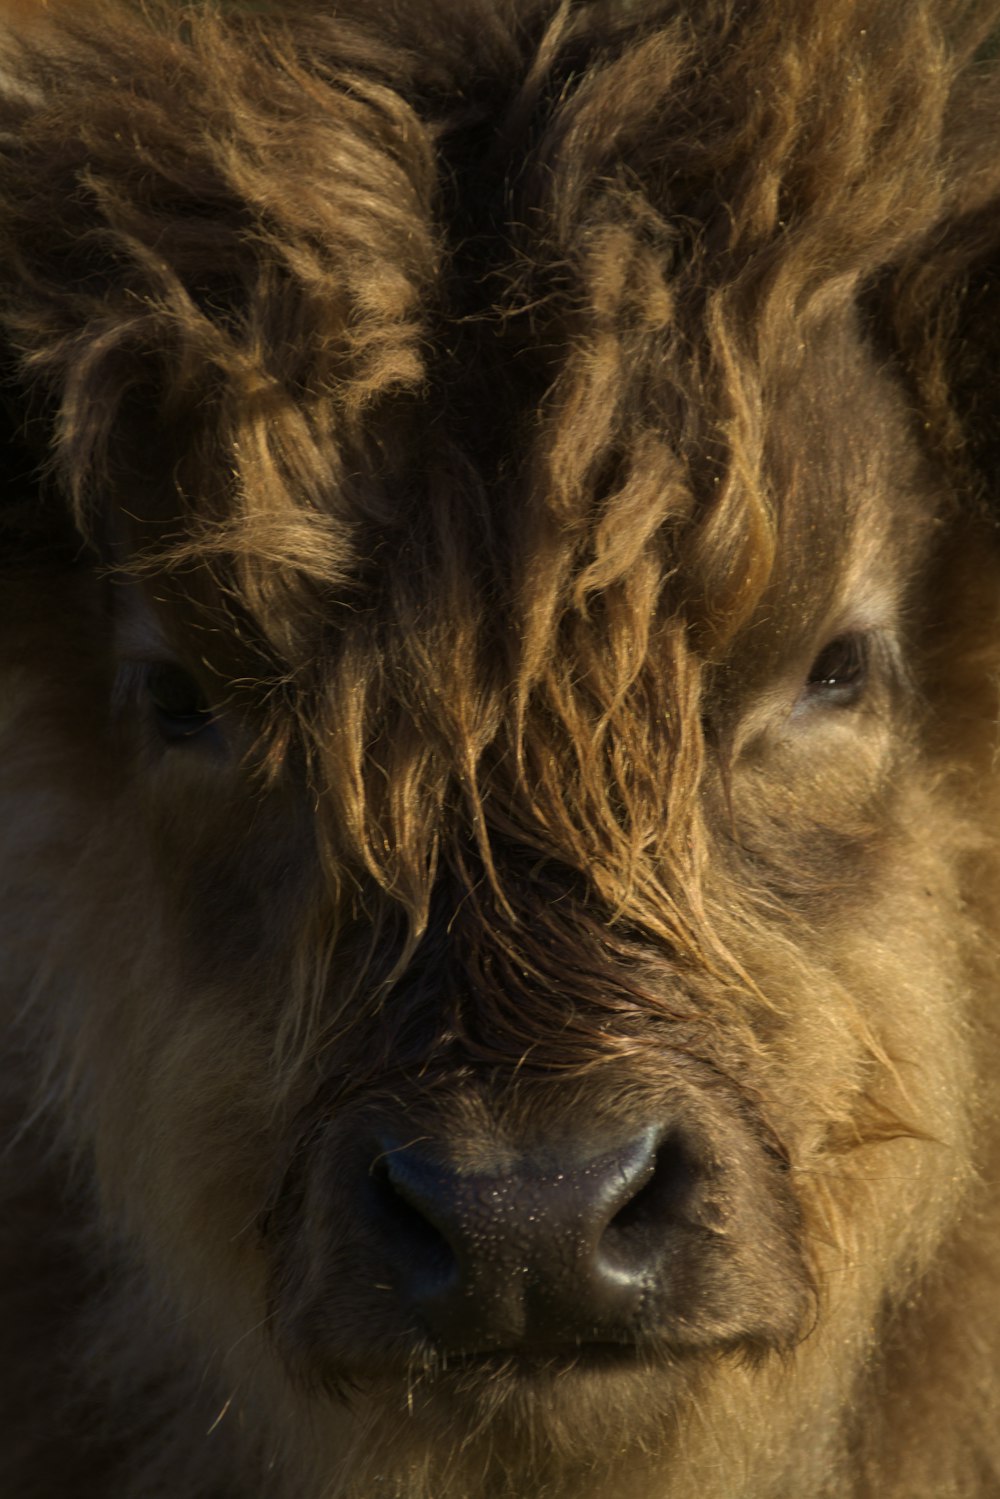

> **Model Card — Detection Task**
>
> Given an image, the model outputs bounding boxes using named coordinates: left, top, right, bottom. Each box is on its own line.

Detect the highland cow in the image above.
left=2, top=1, right=1000, bottom=1496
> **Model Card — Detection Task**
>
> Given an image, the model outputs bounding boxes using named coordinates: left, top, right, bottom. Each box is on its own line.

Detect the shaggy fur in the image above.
left=2, top=1, right=1000, bottom=1495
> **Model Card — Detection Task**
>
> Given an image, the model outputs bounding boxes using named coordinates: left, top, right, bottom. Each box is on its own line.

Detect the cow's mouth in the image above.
left=396, top=1341, right=674, bottom=1379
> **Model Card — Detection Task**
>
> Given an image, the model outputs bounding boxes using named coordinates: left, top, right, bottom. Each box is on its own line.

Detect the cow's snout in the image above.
left=270, top=1087, right=812, bottom=1379
left=366, top=1127, right=693, bottom=1352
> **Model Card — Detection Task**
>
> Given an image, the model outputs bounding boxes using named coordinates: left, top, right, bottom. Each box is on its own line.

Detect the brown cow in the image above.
left=2, top=2, right=1000, bottom=1495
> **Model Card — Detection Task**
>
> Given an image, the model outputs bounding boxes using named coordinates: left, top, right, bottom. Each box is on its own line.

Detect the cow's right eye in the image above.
left=146, top=664, right=215, bottom=742
left=803, top=633, right=869, bottom=708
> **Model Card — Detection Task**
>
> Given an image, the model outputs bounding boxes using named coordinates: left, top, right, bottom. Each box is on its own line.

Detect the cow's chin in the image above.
left=294, top=1352, right=711, bottom=1499
left=285, top=1337, right=841, bottom=1499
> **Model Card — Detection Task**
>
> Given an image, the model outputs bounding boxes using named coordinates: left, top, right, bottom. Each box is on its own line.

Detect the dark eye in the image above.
left=804, top=634, right=868, bottom=706
left=146, top=663, right=215, bottom=741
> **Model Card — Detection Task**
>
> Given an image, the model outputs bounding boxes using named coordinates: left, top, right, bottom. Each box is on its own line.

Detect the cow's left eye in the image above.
left=804, top=634, right=868, bottom=706
left=146, top=664, right=215, bottom=741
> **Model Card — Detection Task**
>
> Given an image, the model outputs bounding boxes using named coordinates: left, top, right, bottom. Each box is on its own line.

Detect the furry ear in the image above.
left=872, top=52, right=1000, bottom=519
left=0, top=352, right=77, bottom=568
left=930, top=214, right=1000, bottom=517
left=0, top=358, right=39, bottom=553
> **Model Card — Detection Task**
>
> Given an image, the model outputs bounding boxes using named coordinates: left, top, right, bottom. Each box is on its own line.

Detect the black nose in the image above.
left=366, top=1127, right=692, bottom=1352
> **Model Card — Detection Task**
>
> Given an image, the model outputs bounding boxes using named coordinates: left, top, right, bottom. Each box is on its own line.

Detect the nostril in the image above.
left=600, top=1133, right=699, bottom=1270
left=368, top=1159, right=458, bottom=1295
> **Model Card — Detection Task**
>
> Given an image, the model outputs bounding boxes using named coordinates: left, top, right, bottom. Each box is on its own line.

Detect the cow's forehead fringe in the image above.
left=0, top=0, right=996, bottom=928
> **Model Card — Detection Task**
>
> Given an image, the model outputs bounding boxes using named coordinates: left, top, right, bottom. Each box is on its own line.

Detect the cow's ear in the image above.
left=871, top=57, right=1000, bottom=520
left=936, top=225, right=1000, bottom=518
left=0, top=352, right=76, bottom=568
left=0, top=359, right=38, bottom=555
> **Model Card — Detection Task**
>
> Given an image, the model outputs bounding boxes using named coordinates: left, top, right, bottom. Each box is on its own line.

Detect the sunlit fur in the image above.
left=3, top=2, right=1000, bottom=1496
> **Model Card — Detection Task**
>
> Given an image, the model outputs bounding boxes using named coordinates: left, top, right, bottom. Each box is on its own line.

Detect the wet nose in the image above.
left=366, top=1126, right=694, bottom=1351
